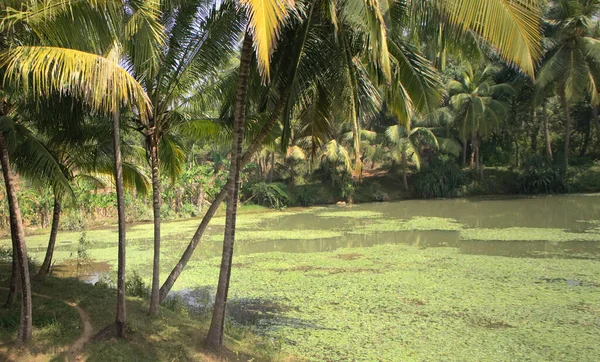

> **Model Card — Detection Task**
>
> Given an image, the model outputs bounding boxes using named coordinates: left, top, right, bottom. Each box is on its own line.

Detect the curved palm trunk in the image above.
left=4, top=224, right=19, bottom=307
left=206, top=32, right=253, bottom=349
left=36, top=194, right=61, bottom=280
left=0, top=133, right=32, bottom=346
left=158, top=88, right=288, bottom=304
left=560, top=91, right=571, bottom=170
left=148, top=135, right=161, bottom=316
left=112, top=112, right=127, bottom=337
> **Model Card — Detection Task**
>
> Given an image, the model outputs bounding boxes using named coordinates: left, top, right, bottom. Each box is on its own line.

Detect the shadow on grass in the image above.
left=0, top=263, right=286, bottom=361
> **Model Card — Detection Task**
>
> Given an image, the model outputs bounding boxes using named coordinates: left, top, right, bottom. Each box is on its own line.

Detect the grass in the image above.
left=0, top=265, right=286, bottom=361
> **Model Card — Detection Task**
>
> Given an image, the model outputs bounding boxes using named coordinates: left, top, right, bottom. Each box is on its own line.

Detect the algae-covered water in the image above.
left=3, top=194, right=600, bottom=360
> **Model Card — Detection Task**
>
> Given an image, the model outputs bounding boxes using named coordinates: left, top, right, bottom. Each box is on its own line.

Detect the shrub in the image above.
left=415, top=155, right=465, bottom=199
left=354, top=182, right=390, bottom=203
left=243, top=182, right=290, bottom=209
left=60, top=209, right=87, bottom=231
left=516, top=156, right=569, bottom=194
left=126, top=271, right=150, bottom=298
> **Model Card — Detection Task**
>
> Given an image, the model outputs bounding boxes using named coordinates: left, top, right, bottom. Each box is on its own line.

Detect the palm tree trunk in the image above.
left=269, top=152, right=274, bottom=182
left=462, top=139, right=467, bottom=166
left=4, top=240, right=19, bottom=307
left=530, top=110, right=538, bottom=153
left=206, top=32, right=253, bottom=349
left=471, top=134, right=476, bottom=168
left=158, top=84, right=288, bottom=304
left=476, top=134, right=483, bottom=180
left=401, top=152, right=408, bottom=191
left=148, top=135, right=161, bottom=316
left=559, top=90, right=571, bottom=170
left=580, top=119, right=591, bottom=157
left=591, top=104, right=600, bottom=153
left=112, top=111, right=127, bottom=337
left=36, top=194, right=61, bottom=280
left=542, top=101, right=552, bottom=161
left=0, top=132, right=32, bottom=346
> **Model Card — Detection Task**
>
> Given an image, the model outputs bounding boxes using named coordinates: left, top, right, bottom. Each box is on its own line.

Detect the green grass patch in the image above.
left=462, top=227, right=600, bottom=242
left=317, top=210, right=384, bottom=219
left=351, top=217, right=463, bottom=233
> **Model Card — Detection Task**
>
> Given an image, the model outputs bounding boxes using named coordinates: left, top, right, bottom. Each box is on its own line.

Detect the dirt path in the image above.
left=0, top=287, right=93, bottom=361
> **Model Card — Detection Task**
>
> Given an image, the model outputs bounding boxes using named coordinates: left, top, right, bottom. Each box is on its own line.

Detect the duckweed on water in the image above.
left=351, top=217, right=463, bottom=233
left=209, top=229, right=344, bottom=242
left=171, top=243, right=600, bottom=361
left=317, top=210, right=384, bottom=219
left=461, top=227, right=600, bottom=242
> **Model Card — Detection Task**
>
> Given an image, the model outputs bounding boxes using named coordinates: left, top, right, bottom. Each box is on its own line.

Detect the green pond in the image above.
left=4, top=194, right=600, bottom=360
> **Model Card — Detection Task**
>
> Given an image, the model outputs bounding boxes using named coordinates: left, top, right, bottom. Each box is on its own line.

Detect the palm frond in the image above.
left=1, top=46, right=152, bottom=119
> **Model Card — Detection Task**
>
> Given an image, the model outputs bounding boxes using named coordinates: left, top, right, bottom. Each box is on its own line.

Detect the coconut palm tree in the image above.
left=119, top=0, right=242, bottom=316
left=535, top=0, right=600, bottom=169
left=448, top=63, right=514, bottom=175
left=386, top=124, right=439, bottom=190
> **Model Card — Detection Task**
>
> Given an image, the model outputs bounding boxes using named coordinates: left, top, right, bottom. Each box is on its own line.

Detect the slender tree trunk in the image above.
left=269, top=152, right=274, bottom=182
left=530, top=110, right=538, bottom=153
left=148, top=135, right=161, bottom=316
left=0, top=133, right=32, bottom=346
left=351, top=100, right=362, bottom=181
left=206, top=32, right=253, bottom=349
left=591, top=105, right=600, bottom=153
left=158, top=85, right=288, bottom=304
left=4, top=226, right=19, bottom=307
left=476, top=135, right=483, bottom=180
left=401, top=152, right=408, bottom=191
left=462, top=139, right=467, bottom=166
left=542, top=102, right=553, bottom=161
left=470, top=134, right=476, bottom=168
left=580, top=113, right=591, bottom=157
left=36, top=194, right=61, bottom=280
left=112, top=111, right=127, bottom=337
left=560, top=91, right=571, bottom=170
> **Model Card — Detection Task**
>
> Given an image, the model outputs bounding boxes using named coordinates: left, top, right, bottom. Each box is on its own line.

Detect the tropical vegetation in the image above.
left=0, top=0, right=599, bottom=360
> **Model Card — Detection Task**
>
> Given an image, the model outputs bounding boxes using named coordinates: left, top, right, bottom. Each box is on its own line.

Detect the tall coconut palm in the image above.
left=448, top=63, right=514, bottom=174
left=120, top=0, right=242, bottom=316
left=386, top=124, right=439, bottom=190
left=535, top=0, right=600, bottom=169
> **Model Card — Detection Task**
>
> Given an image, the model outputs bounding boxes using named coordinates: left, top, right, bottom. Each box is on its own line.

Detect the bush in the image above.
left=354, top=181, right=390, bottom=203
left=415, top=155, right=465, bottom=199
left=516, top=156, right=570, bottom=194
left=126, top=271, right=150, bottom=298
left=289, top=183, right=337, bottom=206
left=60, top=209, right=87, bottom=231
left=243, top=182, right=290, bottom=209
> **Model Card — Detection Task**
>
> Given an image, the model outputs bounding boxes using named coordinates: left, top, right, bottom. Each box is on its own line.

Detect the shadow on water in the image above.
left=168, top=286, right=333, bottom=337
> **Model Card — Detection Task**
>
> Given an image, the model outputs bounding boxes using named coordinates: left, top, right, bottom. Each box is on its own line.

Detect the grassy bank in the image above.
left=0, top=265, right=285, bottom=361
